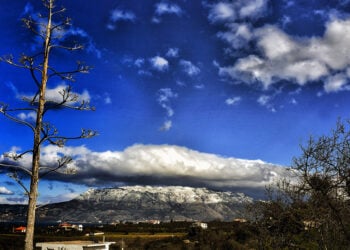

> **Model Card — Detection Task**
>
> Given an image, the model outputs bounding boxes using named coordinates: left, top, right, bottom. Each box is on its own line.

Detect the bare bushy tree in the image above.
left=0, top=1, right=96, bottom=249
left=292, top=119, right=350, bottom=245
left=248, top=120, right=350, bottom=249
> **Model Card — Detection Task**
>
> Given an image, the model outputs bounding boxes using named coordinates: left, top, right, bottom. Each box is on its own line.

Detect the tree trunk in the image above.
left=24, top=1, right=52, bottom=249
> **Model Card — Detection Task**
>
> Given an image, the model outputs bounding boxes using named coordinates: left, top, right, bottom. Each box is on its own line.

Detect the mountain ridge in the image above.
left=0, top=185, right=253, bottom=223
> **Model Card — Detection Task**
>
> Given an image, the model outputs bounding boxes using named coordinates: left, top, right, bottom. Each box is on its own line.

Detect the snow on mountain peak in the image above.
left=76, top=185, right=252, bottom=204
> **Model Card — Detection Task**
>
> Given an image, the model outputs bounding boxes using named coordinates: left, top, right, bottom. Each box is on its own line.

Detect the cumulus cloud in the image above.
left=207, top=0, right=268, bottom=61
left=217, top=23, right=253, bottom=49
left=225, top=96, right=242, bottom=106
left=220, top=18, right=350, bottom=91
left=155, top=2, right=183, bottom=16
left=159, top=120, right=172, bottom=131
left=17, top=111, right=36, bottom=122
left=239, top=0, right=268, bottom=19
left=0, top=186, right=13, bottom=195
left=207, top=0, right=268, bottom=23
left=208, top=2, right=236, bottom=23
left=2, top=144, right=288, bottom=194
left=179, top=60, right=201, bottom=76
left=166, top=48, right=179, bottom=58
left=150, top=56, right=169, bottom=71
left=153, top=2, right=183, bottom=23
left=324, top=73, right=350, bottom=93
left=107, top=8, right=136, bottom=30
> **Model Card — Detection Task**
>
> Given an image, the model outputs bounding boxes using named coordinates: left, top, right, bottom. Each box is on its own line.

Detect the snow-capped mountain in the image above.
left=0, top=186, right=253, bottom=223
left=36, top=186, right=252, bottom=222
left=77, top=186, right=252, bottom=204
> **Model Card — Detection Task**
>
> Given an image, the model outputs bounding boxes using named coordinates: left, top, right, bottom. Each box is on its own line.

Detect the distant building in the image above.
left=14, top=226, right=26, bottom=233
left=192, top=222, right=208, bottom=229
left=58, top=222, right=83, bottom=231
left=36, top=240, right=115, bottom=250
left=233, top=218, right=247, bottom=223
left=139, top=220, right=161, bottom=225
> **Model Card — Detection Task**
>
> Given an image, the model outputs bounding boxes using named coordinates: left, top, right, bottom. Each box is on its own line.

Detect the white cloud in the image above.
left=159, top=120, right=172, bottom=131
left=208, top=2, right=236, bottom=23
left=0, top=186, right=13, bottom=195
left=324, top=73, right=349, bottom=93
left=225, top=96, right=242, bottom=106
left=220, top=18, right=350, bottom=90
left=19, top=84, right=91, bottom=109
left=17, top=111, right=36, bottom=122
left=107, top=9, right=136, bottom=30
left=150, top=56, right=169, bottom=71
left=134, top=58, right=145, bottom=67
left=3, top=144, right=288, bottom=191
left=257, top=95, right=276, bottom=112
left=155, top=2, right=183, bottom=16
left=48, top=84, right=90, bottom=103
left=217, top=23, right=253, bottom=49
left=166, top=48, right=179, bottom=58
left=157, top=88, right=177, bottom=117
left=110, top=9, right=136, bottom=22
left=257, top=95, right=270, bottom=106
left=207, top=0, right=268, bottom=23
left=179, top=60, right=201, bottom=76
left=239, top=0, right=268, bottom=19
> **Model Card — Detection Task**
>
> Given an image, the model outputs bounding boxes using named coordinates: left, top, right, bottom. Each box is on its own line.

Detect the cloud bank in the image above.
left=218, top=16, right=350, bottom=92
left=2, top=144, right=288, bottom=194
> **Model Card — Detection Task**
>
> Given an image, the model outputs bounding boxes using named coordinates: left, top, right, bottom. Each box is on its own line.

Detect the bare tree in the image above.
left=247, top=120, right=350, bottom=249
left=0, top=1, right=96, bottom=249
left=292, top=119, right=350, bottom=244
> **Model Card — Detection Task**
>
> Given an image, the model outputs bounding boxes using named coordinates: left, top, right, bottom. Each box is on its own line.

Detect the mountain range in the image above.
left=0, top=186, right=253, bottom=223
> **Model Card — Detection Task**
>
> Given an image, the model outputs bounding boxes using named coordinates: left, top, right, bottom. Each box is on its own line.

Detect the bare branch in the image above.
left=0, top=162, right=33, bottom=177
left=39, top=155, right=73, bottom=178
left=48, top=61, right=90, bottom=80
left=22, top=17, right=46, bottom=40
left=4, top=149, right=34, bottom=161
left=52, top=7, right=67, bottom=16
left=7, top=172, right=30, bottom=196
left=43, top=128, right=97, bottom=146
left=50, top=44, right=84, bottom=51
left=0, top=105, right=36, bottom=132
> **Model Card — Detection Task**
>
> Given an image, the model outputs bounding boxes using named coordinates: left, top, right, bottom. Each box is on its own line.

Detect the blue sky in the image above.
left=1, top=0, right=350, bottom=203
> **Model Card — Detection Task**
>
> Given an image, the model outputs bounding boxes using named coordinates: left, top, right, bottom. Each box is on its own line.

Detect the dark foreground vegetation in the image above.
left=0, top=221, right=270, bottom=249
left=0, top=217, right=348, bottom=249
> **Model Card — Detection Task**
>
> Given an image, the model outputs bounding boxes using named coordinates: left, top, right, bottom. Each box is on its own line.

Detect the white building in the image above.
left=35, top=240, right=115, bottom=250
left=192, top=221, right=208, bottom=229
